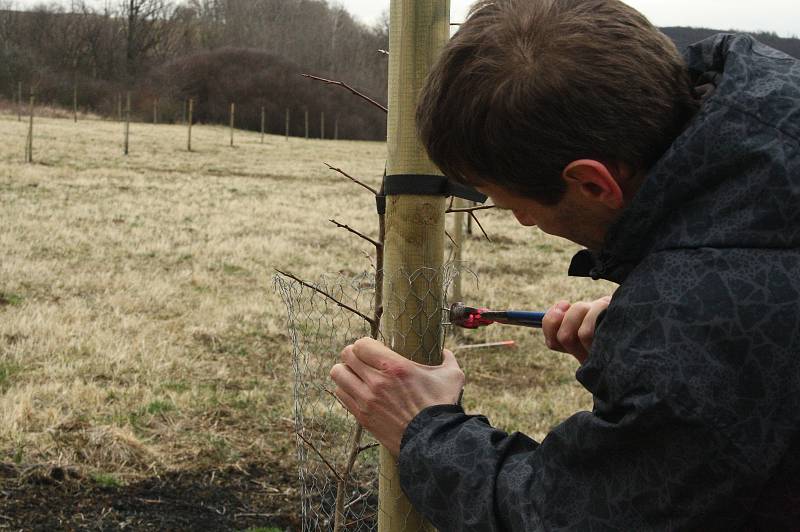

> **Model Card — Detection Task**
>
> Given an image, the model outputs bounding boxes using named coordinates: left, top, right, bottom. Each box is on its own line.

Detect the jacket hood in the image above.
left=581, top=34, right=800, bottom=283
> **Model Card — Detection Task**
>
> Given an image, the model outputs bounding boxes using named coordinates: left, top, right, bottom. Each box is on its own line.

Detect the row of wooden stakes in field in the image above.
left=15, top=83, right=343, bottom=163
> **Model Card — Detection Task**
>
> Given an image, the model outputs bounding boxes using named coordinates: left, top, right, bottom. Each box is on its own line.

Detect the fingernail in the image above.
left=555, top=302, right=570, bottom=312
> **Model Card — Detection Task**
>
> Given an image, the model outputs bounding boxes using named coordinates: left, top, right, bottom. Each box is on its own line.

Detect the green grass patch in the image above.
left=0, top=292, right=23, bottom=306
left=0, top=363, right=22, bottom=391
left=222, top=262, right=249, bottom=276
left=145, top=400, right=175, bottom=415
left=91, top=472, right=123, bottom=488
left=160, top=380, right=189, bottom=393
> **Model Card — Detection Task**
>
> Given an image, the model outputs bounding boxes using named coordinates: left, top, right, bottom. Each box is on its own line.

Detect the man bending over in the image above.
left=330, top=0, right=800, bottom=528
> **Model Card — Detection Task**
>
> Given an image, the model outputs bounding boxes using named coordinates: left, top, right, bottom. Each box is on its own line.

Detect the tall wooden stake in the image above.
left=25, top=92, right=34, bottom=163
left=260, top=106, right=266, bottom=143
left=229, top=102, right=235, bottom=146
left=117, top=93, right=122, bottom=122
left=187, top=98, right=194, bottom=151
left=320, top=111, right=325, bottom=139
left=285, top=108, right=290, bottom=140
left=304, top=108, right=309, bottom=140
left=17, top=82, right=22, bottom=122
left=379, top=1, right=450, bottom=531
left=123, top=91, right=131, bottom=155
left=73, top=84, right=78, bottom=123
left=451, top=198, right=466, bottom=304
left=153, top=98, right=159, bottom=124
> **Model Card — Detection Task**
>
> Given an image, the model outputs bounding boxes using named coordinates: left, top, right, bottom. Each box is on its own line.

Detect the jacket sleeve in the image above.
left=398, top=394, right=743, bottom=531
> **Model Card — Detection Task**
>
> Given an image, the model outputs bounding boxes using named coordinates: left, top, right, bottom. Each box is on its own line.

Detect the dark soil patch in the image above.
left=0, top=461, right=300, bottom=531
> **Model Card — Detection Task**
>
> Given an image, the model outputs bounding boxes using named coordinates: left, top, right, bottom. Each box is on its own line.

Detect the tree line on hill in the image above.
left=0, top=0, right=796, bottom=141
left=663, top=26, right=800, bottom=59
left=0, top=0, right=389, bottom=140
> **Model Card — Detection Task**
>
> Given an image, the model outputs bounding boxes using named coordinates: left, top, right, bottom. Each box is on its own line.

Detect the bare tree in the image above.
left=119, top=0, right=172, bottom=78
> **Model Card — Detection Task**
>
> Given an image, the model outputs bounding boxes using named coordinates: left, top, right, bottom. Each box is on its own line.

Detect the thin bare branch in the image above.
left=275, top=270, right=376, bottom=327
left=377, top=49, right=389, bottom=56
left=357, top=442, right=380, bottom=454
left=446, top=204, right=496, bottom=214
left=301, top=74, right=388, bottom=113
left=445, top=230, right=458, bottom=249
left=296, top=431, right=343, bottom=482
left=324, top=162, right=378, bottom=195
left=330, top=219, right=382, bottom=249
left=323, top=387, right=347, bottom=411
left=470, top=212, right=492, bottom=242
left=343, top=489, right=371, bottom=511
left=346, top=513, right=377, bottom=527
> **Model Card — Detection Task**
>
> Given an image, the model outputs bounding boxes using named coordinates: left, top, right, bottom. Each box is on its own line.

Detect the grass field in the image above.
left=0, top=111, right=614, bottom=526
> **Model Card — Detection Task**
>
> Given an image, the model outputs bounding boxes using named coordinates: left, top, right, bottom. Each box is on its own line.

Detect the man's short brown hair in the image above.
left=416, top=0, right=700, bottom=204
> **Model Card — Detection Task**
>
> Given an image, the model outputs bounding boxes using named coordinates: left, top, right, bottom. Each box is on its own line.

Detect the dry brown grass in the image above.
left=0, top=111, right=614, bottom=481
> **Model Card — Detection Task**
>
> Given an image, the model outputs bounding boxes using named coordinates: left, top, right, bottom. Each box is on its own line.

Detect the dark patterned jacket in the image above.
left=398, top=34, right=800, bottom=530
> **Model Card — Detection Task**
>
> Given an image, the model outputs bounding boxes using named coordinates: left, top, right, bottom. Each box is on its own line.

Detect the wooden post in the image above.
left=379, top=1, right=450, bottom=531
left=304, top=108, right=309, bottom=139
left=320, top=111, right=325, bottom=139
left=73, top=84, right=78, bottom=123
left=334, top=115, right=339, bottom=141
left=451, top=198, right=466, bottom=304
left=260, top=106, right=266, bottom=143
left=187, top=98, right=194, bottom=151
left=24, top=91, right=34, bottom=163
left=229, top=102, right=235, bottom=146
left=117, top=93, right=122, bottom=122
left=17, top=82, right=21, bottom=122
left=123, top=91, right=131, bottom=155
left=153, top=98, right=159, bottom=124
left=72, top=58, right=78, bottom=123
left=285, top=107, right=290, bottom=140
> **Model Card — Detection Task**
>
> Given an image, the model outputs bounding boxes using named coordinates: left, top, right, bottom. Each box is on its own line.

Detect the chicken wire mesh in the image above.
left=274, top=265, right=464, bottom=531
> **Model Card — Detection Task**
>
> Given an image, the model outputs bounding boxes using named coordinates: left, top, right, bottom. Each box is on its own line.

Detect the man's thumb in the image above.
left=441, top=348, right=460, bottom=368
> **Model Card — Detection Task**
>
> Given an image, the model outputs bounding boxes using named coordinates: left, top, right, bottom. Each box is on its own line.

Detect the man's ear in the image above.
left=562, top=159, right=624, bottom=210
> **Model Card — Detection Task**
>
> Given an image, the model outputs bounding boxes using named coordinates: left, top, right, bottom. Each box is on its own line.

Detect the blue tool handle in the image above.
left=499, top=310, right=546, bottom=328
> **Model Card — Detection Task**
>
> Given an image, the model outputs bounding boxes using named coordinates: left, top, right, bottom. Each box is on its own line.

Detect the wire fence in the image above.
left=274, top=265, right=465, bottom=531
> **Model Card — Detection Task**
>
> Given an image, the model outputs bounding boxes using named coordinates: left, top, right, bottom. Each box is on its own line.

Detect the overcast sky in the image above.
left=11, top=0, right=798, bottom=38
left=343, top=0, right=798, bottom=38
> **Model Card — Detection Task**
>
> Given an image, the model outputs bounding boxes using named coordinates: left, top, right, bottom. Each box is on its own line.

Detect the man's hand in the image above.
left=330, top=337, right=465, bottom=457
left=542, top=296, right=612, bottom=364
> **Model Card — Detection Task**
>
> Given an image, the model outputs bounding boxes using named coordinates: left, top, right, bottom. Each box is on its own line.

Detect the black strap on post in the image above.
left=376, top=174, right=487, bottom=214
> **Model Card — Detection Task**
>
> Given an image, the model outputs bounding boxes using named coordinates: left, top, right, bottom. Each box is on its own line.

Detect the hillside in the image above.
left=662, top=26, right=800, bottom=58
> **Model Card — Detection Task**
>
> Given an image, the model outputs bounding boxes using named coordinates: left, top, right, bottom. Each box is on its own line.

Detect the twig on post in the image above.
left=301, top=74, right=388, bottom=114
left=296, top=431, right=344, bottom=482
left=330, top=219, right=382, bottom=249
left=377, top=49, right=389, bottom=56
left=446, top=204, right=495, bottom=214
left=470, top=212, right=492, bottom=242
left=445, top=230, right=458, bottom=249
left=323, top=387, right=348, bottom=411
left=358, top=442, right=380, bottom=454
left=275, top=270, right=377, bottom=328
left=324, top=162, right=378, bottom=195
